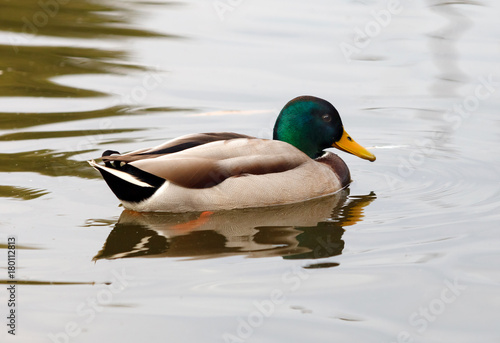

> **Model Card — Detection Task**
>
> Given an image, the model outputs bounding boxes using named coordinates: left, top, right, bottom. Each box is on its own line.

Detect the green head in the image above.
left=273, top=96, right=376, bottom=161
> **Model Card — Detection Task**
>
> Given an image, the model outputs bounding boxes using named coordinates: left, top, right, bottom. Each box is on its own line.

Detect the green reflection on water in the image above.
left=0, top=128, right=141, bottom=141
left=0, top=0, right=190, bottom=185
left=0, top=106, right=148, bottom=130
left=1, top=0, right=173, bottom=39
left=0, top=44, right=147, bottom=98
left=0, top=105, right=191, bottom=183
left=0, top=185, right=49, bottom=200
left=0, top=149, right=99, bottom=178
left=0, top=279, right=104, bottom=285
left=0, top=0, right=176, bottom=99
left=0, top=243, right=40, bottom=249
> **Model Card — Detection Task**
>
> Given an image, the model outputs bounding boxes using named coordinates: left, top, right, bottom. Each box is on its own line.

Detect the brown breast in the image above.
left=315, top=152, right=351, bottom=188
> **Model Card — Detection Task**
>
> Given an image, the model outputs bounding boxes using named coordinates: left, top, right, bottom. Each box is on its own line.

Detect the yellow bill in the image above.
left=332, top=129, right=376, bottom=162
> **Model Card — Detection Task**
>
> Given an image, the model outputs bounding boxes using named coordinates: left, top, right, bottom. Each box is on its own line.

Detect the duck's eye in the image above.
left=321, top=114, right=331, bottom=122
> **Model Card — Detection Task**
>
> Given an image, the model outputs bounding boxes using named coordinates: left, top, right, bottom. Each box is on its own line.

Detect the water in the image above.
left=1, top=0, right=499, bottom=342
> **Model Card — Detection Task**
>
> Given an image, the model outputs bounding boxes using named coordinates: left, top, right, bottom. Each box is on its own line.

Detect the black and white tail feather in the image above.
left=88, top=159, right=165, bottom=203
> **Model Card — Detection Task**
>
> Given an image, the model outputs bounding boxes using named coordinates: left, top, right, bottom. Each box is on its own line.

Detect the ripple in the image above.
left=376, top=145, right=498, bottom=221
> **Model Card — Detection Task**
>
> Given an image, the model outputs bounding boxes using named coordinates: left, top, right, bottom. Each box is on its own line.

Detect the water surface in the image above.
left=1, top=0, right=499, bottom=342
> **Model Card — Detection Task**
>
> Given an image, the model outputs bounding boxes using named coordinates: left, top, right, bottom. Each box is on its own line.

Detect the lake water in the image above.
left=1, top=0, right=499, bottom=342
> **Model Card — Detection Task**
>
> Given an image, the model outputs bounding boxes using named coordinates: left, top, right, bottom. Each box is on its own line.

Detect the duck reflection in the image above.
left=94, top=190, right=376, bottom=263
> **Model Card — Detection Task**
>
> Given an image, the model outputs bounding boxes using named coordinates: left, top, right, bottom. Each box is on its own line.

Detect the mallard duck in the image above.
left=89, top=96, right=375, bottom=212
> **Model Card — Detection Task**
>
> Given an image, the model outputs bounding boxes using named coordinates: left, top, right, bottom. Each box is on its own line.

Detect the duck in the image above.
left=88, top=96, right=375, bottom=212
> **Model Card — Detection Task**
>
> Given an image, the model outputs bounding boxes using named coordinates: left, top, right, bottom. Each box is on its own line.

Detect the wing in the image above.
left=101, top=132, right=254, bottom=164
left=128, top=138, right=311, bottom=189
